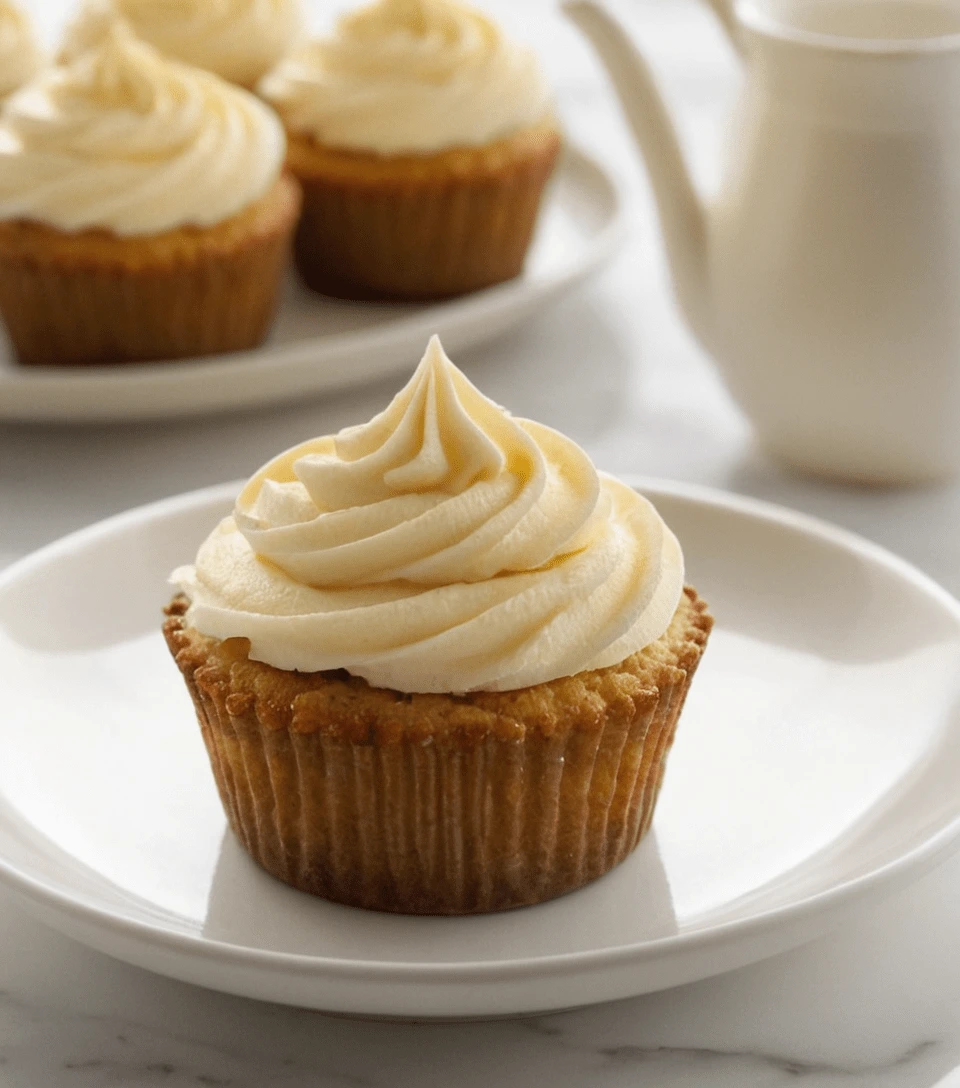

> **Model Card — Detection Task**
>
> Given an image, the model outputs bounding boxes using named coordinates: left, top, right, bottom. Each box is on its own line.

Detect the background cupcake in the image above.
left=260, top=0, right=562, bottom=300
left=60, top=0, right=304, bottom=89
left=0, top=1, right=44, bottom=102
left=0, top=23, right=301, bottom=367
left=166, top=336, right=712, bottom=915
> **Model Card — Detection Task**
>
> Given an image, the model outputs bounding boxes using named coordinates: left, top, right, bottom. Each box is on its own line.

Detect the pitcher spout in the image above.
left=564, top=0, right=711, bottom=342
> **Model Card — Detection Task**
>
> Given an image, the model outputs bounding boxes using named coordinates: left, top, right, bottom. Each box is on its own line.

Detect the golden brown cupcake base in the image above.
left=164, top=587, right=712, bottom=916
left=0, top=173, right=302, bottom=367
left=285, top=122, right=562, bottom=301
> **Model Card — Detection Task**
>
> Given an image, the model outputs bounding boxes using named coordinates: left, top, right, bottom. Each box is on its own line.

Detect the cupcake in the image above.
left=259, top=0, right=562, bottom=301
left=165, top=336, right=712, bottom=915
left=0, top=24, right=301, bottom=367
left=0, top=1, right=44, bottom=102
left=60, top=0, right=304, bottom=90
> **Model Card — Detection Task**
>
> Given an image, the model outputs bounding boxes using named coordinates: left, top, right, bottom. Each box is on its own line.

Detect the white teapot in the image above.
left=566, top=0, right=960, bottom=484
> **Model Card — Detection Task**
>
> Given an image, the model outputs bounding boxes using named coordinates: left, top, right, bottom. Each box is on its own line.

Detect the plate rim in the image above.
left=0, top=143, right=626, bottom=423
left=1, top=476, right=960, bottom=985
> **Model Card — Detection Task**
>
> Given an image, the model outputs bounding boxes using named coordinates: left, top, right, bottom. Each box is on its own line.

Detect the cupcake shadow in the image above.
left=202, top=825, right=677, bottom=964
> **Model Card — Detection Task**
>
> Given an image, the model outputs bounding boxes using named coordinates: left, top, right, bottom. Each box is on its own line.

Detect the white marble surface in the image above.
left=3, top=0, right=960, bottom=1083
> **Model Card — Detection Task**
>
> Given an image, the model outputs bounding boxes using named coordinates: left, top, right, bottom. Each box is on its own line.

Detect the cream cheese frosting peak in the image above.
left=0, top=2, right=44, bottom=100
left=61, top=0, right=304, bottom=87
left=259, top=0, right=553, bottom=155
left=174, top=337, right=685, bottom=694
left=0, top=24, right=286, bottom=235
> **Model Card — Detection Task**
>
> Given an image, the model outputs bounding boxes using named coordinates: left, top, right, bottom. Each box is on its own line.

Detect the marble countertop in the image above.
left=3, top=0, right=960, bottom=1084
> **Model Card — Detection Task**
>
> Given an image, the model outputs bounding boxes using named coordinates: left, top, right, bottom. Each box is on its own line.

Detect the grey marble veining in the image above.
left=1, top=850, right=960, bottom=1087
left=0, top=977, right=948, bottom=1088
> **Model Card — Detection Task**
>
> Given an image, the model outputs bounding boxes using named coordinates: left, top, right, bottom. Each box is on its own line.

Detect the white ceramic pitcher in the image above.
left=566, top=0, right=960, bottom=484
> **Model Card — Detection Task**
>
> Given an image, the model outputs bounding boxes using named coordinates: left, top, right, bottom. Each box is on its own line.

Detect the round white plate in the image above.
left=1, top=478, right=959, bottom=1019
left=0, top=145, right=622, bottom=424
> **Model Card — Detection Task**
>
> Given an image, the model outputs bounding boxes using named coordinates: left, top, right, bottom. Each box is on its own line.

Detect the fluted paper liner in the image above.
left=286, top=122, right=562, bottom=301
left=164, top=587, right=712, bottom=915
left=0, top=174, right=301, bottom=367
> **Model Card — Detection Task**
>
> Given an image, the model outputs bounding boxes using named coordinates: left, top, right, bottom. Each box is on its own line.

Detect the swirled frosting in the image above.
left=259, top=0, right=553, bottom=155
left=173, top=337, right=685, bottom=694
left=0, top=23, right=286, bottom=236
left=0, top=2, right=44, bottom=100
left=61, top=0, right=304, bottom=87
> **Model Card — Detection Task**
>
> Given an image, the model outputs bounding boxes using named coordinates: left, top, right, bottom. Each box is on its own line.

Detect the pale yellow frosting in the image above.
left=61, top=0, right=304, bottom=87
left=0, top=24, right=286, bottom=236
left=173, top=337, right=685, bottom=694
left=259, top=0, right=553, bottom=155
left=0, top=2, right=44, bottom=100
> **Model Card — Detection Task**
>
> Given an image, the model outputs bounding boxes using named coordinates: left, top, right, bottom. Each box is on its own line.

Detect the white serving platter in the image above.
left=0, top=145, right=624, bottom=423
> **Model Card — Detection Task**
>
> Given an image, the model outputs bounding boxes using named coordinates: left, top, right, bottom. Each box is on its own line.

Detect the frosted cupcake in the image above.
left=260, top=0, right=562, bottom=300
left=165, top=336, right=712, bottom=915
left=0, top=24, right=301, bottom=367
left=60, top=0, right=304, bottom=90
left=0, top=1, right=44, bottom=102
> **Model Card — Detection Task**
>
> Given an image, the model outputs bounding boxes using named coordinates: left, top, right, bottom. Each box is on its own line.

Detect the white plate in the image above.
left=1, top=478, right=959, bottom=1019
left=0, top=145, right=622, bottom=424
